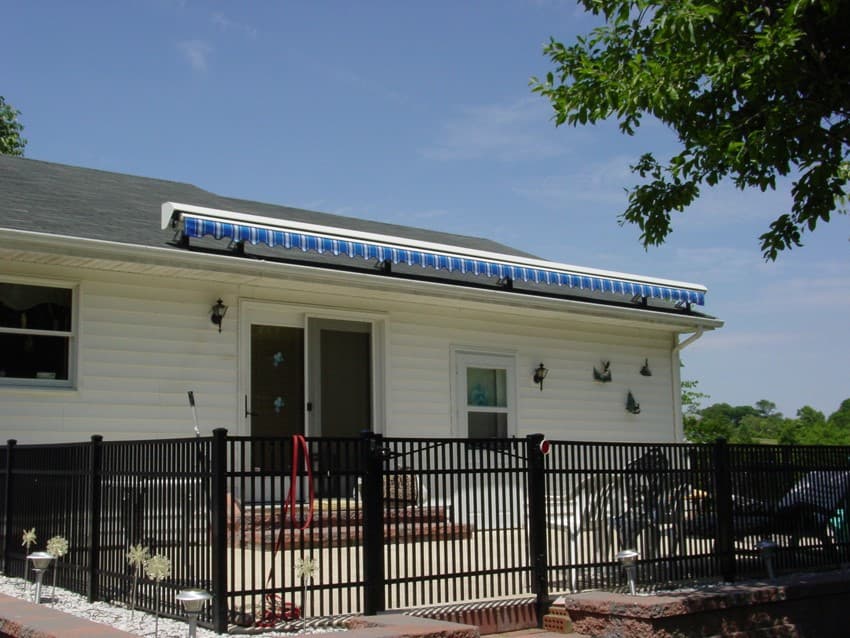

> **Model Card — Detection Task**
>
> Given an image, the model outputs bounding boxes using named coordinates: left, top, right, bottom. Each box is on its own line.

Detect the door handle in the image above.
left=244, top=395, right=258, bottom=418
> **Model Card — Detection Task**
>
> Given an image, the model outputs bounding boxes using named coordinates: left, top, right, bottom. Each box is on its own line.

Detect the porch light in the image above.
left=533, top=363, right=548, bottom=391
left=210, top=298, right=228, bottom=332
left=756, top=538, right=779, bottom=579
left=27, top=552, right=54, bottom=604
left=177, top=588, right=212, bottom=638
left=615, top=549, right=639, bottom=596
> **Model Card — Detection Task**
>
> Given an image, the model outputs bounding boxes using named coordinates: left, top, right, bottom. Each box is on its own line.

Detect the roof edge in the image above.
left=0, top=228, right=723, bottom=332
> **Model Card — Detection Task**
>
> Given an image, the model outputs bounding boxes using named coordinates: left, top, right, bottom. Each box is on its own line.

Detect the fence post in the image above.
left=360, top=431, right=385, bottom=615
left=526, top=433, right=549, bottom=627
left=87, top=434, right=103, bottom=603
left=210, top=428, right=228, bottom=634
left=713, top=438, right=736, bottom=581
left=2, top=440, right=17, bottom=576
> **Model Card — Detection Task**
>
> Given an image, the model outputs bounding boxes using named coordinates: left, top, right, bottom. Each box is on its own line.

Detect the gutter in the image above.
left=674, top=326, right=705, bottom=355
left=671, top=326, right=707, bottom=442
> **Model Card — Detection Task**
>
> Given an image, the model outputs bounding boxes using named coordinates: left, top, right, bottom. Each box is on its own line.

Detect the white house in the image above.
left=0, top=156, right=722, bottom=446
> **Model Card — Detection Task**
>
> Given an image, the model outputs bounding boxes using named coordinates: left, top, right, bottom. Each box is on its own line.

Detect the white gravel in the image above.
left=0, top=575, right=338, bottom=637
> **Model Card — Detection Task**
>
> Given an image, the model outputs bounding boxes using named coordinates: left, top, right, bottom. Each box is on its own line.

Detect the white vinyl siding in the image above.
left=387, top=304, right=675, bottom=441
left=0, top=257, right=683, bottom=445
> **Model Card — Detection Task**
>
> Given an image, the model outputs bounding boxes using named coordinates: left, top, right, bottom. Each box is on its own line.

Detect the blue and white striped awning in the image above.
left=162, top=203, right=707, bottom=306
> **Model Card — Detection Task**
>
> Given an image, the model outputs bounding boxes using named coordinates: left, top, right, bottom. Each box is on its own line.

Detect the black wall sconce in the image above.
left=593, top=360, right=612, bottom=382
left=533, top=363, right=548, bottom=391
left=210, top=298, right=228, bottom=332
left=640, top=359, right=652, bottom=376
left=626, top=391, right=641, bottom=414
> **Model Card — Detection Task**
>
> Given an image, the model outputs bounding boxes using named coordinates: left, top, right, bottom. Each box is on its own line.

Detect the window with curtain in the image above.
left=0, top=282, right=75, bottom=386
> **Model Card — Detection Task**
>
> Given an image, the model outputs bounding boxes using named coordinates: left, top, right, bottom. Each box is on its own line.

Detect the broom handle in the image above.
left=188, top=391, right=200, bottom=437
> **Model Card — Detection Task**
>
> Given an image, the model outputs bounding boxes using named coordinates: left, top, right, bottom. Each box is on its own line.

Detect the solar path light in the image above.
left=26, top=552, right=54, bottom=604
left=756, top=538, right=779, bottom=579
left=176, top=588, right=212, bottom=638
left=616, top=549, right=640, bottom=596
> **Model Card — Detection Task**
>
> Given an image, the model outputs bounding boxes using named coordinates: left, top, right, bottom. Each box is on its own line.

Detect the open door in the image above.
left=308, top=318, right=373, bottom=437
left=308, top=318, right=372, bottom=497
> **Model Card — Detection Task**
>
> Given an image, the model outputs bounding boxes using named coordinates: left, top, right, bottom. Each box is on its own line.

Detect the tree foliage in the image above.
left=684, top=396, right=850, bottom=445
left=0, top=96, right=27, bottom=156
left=531, top=1, right=849, bottom=259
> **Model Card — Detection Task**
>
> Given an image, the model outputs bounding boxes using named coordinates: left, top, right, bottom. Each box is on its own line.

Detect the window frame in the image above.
left=452, top=349, right=517, bottom=438
left=0, top=278, right=78, bottom=389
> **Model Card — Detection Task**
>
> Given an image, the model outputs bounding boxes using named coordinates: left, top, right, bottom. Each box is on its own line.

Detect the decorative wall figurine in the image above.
left=593, top=361, right=612, bottom=382
left=640, top=359, right=652, bottom=376
left=626, top=391, right=641, bottom=414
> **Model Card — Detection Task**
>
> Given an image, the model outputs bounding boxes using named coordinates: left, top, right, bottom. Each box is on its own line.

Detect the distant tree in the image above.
left=739, top=412, right=787, bottom=443
left=754, top=400, right=780, bottom=419
left=700, top=403, right=759, bottom=427
left=686, top=401, right=789, bottom=444
left=827, top=398, right=850, bottom=431
left=681, top=378, right=710, bottom=440
left=681, top=379, right=708, bottom=415
left=0, top=96, right=27, bottom=156
left=531, top=1, right=850, bottom=260
left=683, top=401, right=742, bottom=444
left=792, top=405, right=830, bottom=445
left=684, top=409, right=734, bottom=444
left=687, top=399, right=850, bottom=446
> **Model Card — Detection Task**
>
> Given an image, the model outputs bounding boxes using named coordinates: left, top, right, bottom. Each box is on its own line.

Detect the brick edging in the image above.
left=0, top=592, right=140, bottom=638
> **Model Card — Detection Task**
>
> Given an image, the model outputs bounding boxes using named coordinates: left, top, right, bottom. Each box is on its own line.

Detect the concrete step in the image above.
left=234, top=503, right=472, bottom=548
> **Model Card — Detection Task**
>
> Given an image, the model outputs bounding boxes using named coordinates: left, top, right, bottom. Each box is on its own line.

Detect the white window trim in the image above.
left=451, top=348, right=517, bottom=438
left=0, top=277, right=79, bottom=389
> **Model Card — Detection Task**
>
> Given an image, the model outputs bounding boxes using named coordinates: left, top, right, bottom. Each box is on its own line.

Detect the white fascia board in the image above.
left=161, top=201, right=708, bottom=294
left=2, top=228, right=723, bottom=333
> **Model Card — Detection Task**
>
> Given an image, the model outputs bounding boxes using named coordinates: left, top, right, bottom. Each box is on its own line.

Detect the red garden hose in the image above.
left=258, top=434, right=315, bottom=627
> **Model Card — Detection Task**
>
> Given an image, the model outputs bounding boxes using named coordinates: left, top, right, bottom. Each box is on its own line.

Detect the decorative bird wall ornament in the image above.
left=640, top=359, right=652, bottom=376
left=593, top=360, right=612, bottom=382
left=626, top=391, right=641, bottom=414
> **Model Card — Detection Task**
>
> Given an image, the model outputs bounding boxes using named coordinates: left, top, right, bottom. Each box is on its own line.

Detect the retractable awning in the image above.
left=162, top=202, right=707, bottom=306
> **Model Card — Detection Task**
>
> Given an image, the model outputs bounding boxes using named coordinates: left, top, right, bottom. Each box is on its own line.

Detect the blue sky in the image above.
left=4, top=1, right=848, bottom=418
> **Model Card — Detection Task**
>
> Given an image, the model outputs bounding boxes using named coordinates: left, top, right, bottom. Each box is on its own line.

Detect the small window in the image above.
left=455, top=352, right=515, bottom=438
left=0, top=282, right=75, bottom=386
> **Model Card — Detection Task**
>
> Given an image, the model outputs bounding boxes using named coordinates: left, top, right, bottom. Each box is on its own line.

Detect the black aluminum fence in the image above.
left=0, top=436, right=218, bottom=626
left=223, top=435, right=540, bottom=627
left=2, top=433, right=850, bottom=634
left=544, top=440, right=850, bottom=592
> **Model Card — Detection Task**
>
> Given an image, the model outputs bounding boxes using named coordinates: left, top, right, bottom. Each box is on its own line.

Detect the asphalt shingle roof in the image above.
left=0, top=155, right=537, bottom=259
